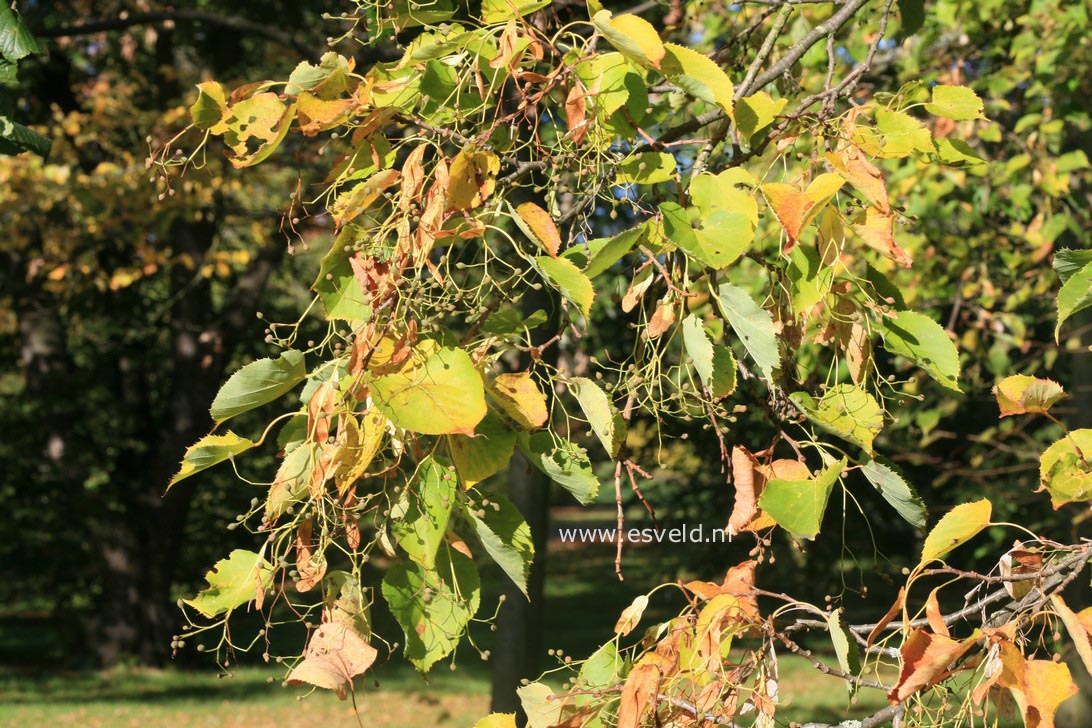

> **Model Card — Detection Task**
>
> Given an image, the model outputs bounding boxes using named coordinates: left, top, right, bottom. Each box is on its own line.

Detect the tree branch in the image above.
left=35, top=9, right=309, bottom=55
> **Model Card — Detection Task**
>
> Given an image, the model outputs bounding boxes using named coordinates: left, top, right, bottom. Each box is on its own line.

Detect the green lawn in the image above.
left=0, top=663, right=491, bottom=727
left=0, top=525, right=918, bottom=726
left=0, top=654, right=894, bottom=727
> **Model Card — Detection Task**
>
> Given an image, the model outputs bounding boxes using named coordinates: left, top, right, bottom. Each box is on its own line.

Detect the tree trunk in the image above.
left=490, top=454, right=551, bottom=718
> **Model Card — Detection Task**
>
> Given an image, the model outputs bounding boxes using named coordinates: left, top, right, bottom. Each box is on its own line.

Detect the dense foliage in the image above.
left=4, top=0, right=1091, bottom=726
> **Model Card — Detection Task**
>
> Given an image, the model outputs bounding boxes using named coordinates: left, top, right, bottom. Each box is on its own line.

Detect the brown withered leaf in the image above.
left=887, top=628, right=978, bottom=703
left=849, top=205, right=913, bottom=269
left=307, top=380, right=338, bottom=444
left=294, top=519, right=326, bottom=593
left=565, top=82, right=588, bottom=144
left=645, top=299, right=676, bottom=338
left=867, top=586, right=906, bottom=647
left=286, top=622, right=377, bottom=693
left=616, top=661, right=661, bottom=728
left=826, top=145, right=891, bottom=213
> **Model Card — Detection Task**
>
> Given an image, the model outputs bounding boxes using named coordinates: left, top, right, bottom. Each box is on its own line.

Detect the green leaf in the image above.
left=875, top=109, right=933, bottom=158
left=758, top=458, right=845, bottom=539
left=390, top=458, right=456, bottom=570
left=924, top=85, right=985, bottom=121
left=879, top=310, right=961, bottom=391
left=313, top=233, right=373, bottom=321
left=184, top=549, right=274, bottom=618
left=661, top=202, right=752, bottom=270
left=578, top=641, right=622, bottom=688
left=934, top=138, right=986, bottom=169
left=735, top=92, right=786, bottom=142
left=1054, top=249, right=1092, bottom=284
left=861, top=457, right=927, bottom=529
left=827, top=608, right=862, bottom=695
left=918, top=499, right=991, bottom=567
left=790, top=385, right=884, bottom=452
left=286, top=52, right=353, bottom=96
left=616, top=151, right=676, bottom=185
left=585, top=224, right=646, bottom=279
left=661, top=43, right=734, bottom=115
left=865, top=262, right=906, bottom=309
left=465, top=492, right=534, bottom=597
left=372, top=347, right=487, bottom=435
left=518, top=431, right=599, bottom=504
left=210, top=350, right=306, bottom=424
left=382, top=546, right=480, bottom=672
left=689, top=168, right=758, bottom=224
left=1042, top=454, right=1092, bottom=509
left=449, top=411, right=516, bottom=486
left=1055, top=261, right=1092, bottom=339
left=0, top=5, right=44, bottom=62
left=1039, top=430, right=1092, bottom=508
left=518, top=682, right=565, bottom=728
left=169, top=432, right=256, bottom=490
left=190, top=82, right=226, bottom=130
left=481, top=0, right=550, bottom=23
left=568, top=377, right=626, bottom=456
left=897, top=0, right=925, bottom=34
left=786, top=245, right=835, bottom=316
left=681, top=314, right=736, bottom=399
left=0, top=115, right=51, bottom=157
left=536, top=255, right=594, bottom=318
left=712, top=282, right=779, bottom=382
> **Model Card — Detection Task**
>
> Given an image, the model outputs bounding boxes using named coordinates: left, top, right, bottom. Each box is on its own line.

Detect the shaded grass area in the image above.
left=0, top=663, right=490, bottom=727
left=0, top=519, right=902, bottom=726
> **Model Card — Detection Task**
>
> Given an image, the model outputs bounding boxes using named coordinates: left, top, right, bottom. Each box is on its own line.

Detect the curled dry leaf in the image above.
left=294, top=518, right=326, bottom=593
left=998, top=541, right=1042, bottom=600
left=645, top=298, right=676, bottom=338
left=684, top=560, right=760, bottom=621
left=307, top=380, right=338, bottom=444
left=622, top=267, right=654, bottom=313
left=614, top=594, right=649, bottom=636
left=866, top=586, right=906, bottom=647
left=565, top=82, right=588, bottom=144
left=286, top=622, right=378, bottom=692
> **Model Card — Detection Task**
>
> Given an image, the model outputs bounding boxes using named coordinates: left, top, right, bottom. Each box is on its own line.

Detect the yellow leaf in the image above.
left=513, top=202, right=562, bottom=257
left=760, top=173, right=843, bottom=249
left=447, top=148, right=500, bottom=211
left=1051, top=595, right=1092, bottom=679
left=332, top=411, right=387, bottom=496
left=370, top=347, right=487, bottom=435
left=329, top=168, right=401, bottom=226
left=489, top=371, right=549, bottom=430
left=593, top=11, right=665, bottom=69
left=297, top=91, right=352, bottom=135
left=473, top=715, right=517, bottom=728
left=918, top=499, right=992, bottom=568
left=993, top=375, right=1066, bottom=417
